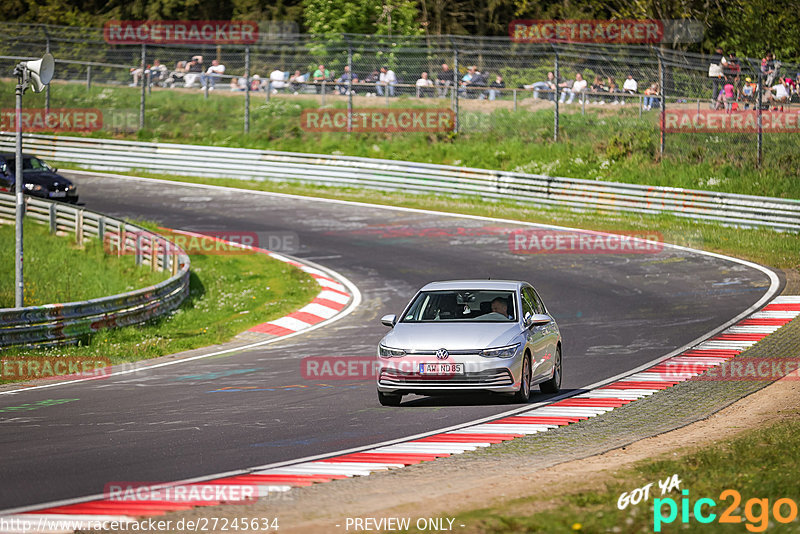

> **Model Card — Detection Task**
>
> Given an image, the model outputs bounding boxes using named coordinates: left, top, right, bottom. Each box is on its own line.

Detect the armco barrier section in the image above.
left=1, top=133, right=798, bottom=231
left=0, top=193, right=190, bottom=347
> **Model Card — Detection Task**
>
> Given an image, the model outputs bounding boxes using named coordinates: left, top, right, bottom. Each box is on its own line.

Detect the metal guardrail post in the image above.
left=118, top=222, right=125, bottom=257
left=139, top=43, right=146, bottom=130
left=76, top=209, right=84, bottom=244
left=98, top=216, right=105, bottom=245
left=151, top=235, right=158, bottom=272
left=135, top=233, right=143, bottom=265
left=49, top=203, right=56, bottom=234
left=244, top=46, right=250, bottom=134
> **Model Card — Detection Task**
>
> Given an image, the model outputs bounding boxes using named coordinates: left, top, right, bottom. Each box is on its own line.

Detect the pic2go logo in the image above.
left=654, top=489, right=800, bottom=532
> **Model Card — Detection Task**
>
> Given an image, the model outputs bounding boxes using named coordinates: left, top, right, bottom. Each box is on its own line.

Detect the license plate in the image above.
left=50, top=191, right=66, bottom=198
left=419, top=363, right=464, bottom=375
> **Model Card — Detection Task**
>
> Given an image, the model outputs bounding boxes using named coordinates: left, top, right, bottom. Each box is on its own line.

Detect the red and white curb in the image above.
left=3, top=296, right=797, bottom=531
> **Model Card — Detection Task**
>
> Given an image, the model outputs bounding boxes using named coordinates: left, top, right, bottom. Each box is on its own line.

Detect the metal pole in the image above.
left=659, top=53, right=666, bottom=160
left=322, top=81, right=326, bottom=106
left=757, top=71, right=763, bottom=168
left=87, top=65, right=92, bottom=91
left=453, top=45, right=459, bottom=134
left=554, top=49, right=559, bottom=142
left=244, top=46, right=250, bottom=134
left=45, top=36, right=50, bottom=115
left=139, top=44, right=146, bottom=130
left=14, top=77, right=24, bottom=308
left=513, top=89, right=517, bottom=111
left=347, top=44, right=353, bottom=133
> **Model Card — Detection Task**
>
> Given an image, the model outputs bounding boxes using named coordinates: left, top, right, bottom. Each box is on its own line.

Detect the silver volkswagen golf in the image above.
left=376, top=280, right=562, bottom=406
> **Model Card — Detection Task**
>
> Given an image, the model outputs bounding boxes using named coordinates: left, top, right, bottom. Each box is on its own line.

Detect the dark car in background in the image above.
left=0, top=153, right=78, bottom=203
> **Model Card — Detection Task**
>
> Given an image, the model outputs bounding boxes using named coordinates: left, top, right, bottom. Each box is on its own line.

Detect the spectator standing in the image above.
left=709, top=47, right=727, bottom=101
left=416, top=71, right=434, bottom=98
left=722, top=78, right=735, bottom=112
left=376, top=66, right=397, bottom=97
left=201, top=59, right=225, bottom=90
left=436, top=63, right=452, bottom=97
left=487, top=75, right=505, bottom=100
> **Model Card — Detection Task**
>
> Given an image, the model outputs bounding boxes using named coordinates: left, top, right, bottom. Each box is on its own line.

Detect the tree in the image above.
left=302, top=0, right=422, bottom=36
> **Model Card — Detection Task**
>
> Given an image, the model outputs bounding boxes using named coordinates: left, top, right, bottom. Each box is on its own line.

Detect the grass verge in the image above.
left=1, top=227, right=320, bottom=381
left=0, top=220, right=167, bottom=307
left=2, top=80, right=798, bottom=199
left=62, top=167, right=800, bottom=271
left=447, top=417, right=800, bottom=533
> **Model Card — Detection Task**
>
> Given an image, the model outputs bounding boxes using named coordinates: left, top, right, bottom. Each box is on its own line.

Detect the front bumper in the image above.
left=376, top=352, right=523, bottom=394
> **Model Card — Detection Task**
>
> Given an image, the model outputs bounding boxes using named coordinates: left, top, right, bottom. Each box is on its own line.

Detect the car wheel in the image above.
left=378, top=390, right=403, bottom=406
left=513, top=352, right=532, bottom=402
left=540, top=346, right=562, bottom=394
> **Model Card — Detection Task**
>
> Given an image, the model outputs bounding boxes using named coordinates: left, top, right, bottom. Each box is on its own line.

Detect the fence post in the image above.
left=513, top=89, right=517, bottom=112
left=658, top=51, right=666, bottom=160
left=150, top=236, right=158, bottom=272
left=347, top=42, right=353, bottom=133
left=757, top=71, right=763, bottom=169
left=204, top=79, right=209, bottom=99
left=135, top=233, right=143, bottom=266
left=118, top=222, right=125, bottom=257
left=98, top=216, right=105, bottom=245
left=87, top=65, right=92, bottom=91
left=553, top=47, right=559, bottom=142
left=453, top=43, right=459, bottom=134
left=139, top=43, right=146, bottom=130
left=244, top=46, right=250, bottom=134
left=322, top=81, right=327, bottom=106
left=75, top=209, right=84, bottom=245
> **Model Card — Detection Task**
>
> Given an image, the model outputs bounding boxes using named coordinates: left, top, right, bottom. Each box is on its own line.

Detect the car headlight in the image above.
left=379, top=345, right=406, bottom=358
left=23, top=183, right=42, bottom=192
left=480, top=343, right=520, bottom=358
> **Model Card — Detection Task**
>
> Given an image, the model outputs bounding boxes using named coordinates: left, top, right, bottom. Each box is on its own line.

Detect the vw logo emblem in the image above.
left=436, top=348, right=449, bottom=360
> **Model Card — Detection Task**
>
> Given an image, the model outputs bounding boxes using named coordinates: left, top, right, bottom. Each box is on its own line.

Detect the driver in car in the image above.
left=490, top=297, right=513, bottom=320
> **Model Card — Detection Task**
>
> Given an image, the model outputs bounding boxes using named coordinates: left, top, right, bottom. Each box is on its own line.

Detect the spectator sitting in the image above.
left=487, top=75, right=505, bottom=100
left=336, top=66, right=358, bottom=95
left=590, top=75, right=605, bottom=103
left=741, top=76, right=756, bottom=109
left=606, top=76, right=621, bottom=105
left=458, top=65, right=476, bottom=96
left=622, top=73, right=638, bottom=104
left=766, top=79, right=790, bottom=110
left=251, top=74, right=264, bottom=92
left=289, top=70, right=305, bottom=94
left=164, top=61, right=187, bottom=88
left=762, top=52, right=780, bottom=86
left=129, top=65, right=144, bottom=86
left=148, top=59, right=167, bottom=86
left=436, top=63, right=453, bottom=97
left=643, top=82, right=659, bottom=110
left=416, top=71, right=434, bottom=98
left=267, top=69, right=286, bottom=93
left=467, top=70, right=488, bottom=98
left=184, top=56, right=204, bottom=88
left=528, top=71, right=557, bottom=101
left=229, top=77, right=244, bottom=91
left=376, top=66, right=397, bottom=97
left=559, top=73, right=587, bottom=104
left=201, top=59, right=224, bottom=90
left=363, top=69, right=379, bottom=96
left=312, top=64, right=331, bottom=93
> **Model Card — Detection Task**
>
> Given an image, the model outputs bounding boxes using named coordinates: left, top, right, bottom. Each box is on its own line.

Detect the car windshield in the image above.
left=401, top=290, right=517, bottom=323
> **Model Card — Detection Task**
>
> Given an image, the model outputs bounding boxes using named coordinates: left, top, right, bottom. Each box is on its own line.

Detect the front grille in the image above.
left=379, top=367, right=513, bottom=387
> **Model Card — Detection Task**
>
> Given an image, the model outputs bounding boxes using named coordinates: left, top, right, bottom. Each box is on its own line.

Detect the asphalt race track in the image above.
left=0, top=173, right=781, bottom=510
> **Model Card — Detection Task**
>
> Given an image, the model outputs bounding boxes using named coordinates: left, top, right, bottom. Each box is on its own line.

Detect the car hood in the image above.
left=381, top=322, right=521, bottom=352
left=20, top=171, right=71, bottom=187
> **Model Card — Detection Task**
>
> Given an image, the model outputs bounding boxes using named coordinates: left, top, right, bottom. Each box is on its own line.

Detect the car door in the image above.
left=521, top=287, right=550, bottom=379
left=528, top=286, right=560, bottom=377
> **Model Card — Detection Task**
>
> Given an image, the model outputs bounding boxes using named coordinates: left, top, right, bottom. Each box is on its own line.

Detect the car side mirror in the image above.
left=525, top=313, right=551, bottom=327
left=380, top=314, right=397, bottom=327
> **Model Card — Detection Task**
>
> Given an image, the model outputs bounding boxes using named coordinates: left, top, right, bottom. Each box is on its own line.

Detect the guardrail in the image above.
left=0, top=192, right=190, bottom=348
left=1, top=133, right=799, bottom=231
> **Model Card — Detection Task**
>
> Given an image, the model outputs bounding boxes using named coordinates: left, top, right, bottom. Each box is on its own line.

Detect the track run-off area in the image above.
left=0, top=171, right=782, bottom=513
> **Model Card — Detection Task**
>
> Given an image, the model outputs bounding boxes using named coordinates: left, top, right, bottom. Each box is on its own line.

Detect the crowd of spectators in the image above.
left=130, top=52, right=799, bottom=111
